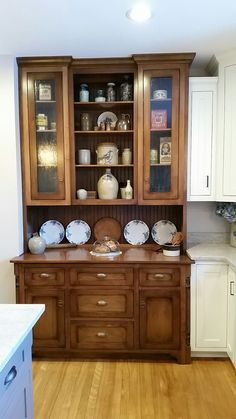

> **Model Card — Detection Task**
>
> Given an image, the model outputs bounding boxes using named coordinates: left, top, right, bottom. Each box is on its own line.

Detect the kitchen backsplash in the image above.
left=187, top=202, right=230, bottom=249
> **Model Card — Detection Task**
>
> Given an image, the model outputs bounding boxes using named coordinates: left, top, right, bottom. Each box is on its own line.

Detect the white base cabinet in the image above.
left=188, top=77, right=217, bottom=201
left=191, top=262, right=228, bottom=352
left=0, top=332, right=33, bottom=419
left=227, top=266, right=236, bottom=367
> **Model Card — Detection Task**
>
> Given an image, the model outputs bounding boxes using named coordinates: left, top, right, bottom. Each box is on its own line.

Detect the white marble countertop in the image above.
left=187, top=243, right=236, bottom=269
left=0, top=304, right=45, bottom=372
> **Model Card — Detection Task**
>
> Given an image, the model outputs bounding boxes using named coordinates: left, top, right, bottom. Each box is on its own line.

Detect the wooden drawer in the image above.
left=70, top=321, right=134, bottom=349
left=139, top=267, right=180, bottom=287
left=70, top=267, right=133, bottom=286
left=24, top=267, right=65, bottom=286
left=70, top=289, right=133, bottom=318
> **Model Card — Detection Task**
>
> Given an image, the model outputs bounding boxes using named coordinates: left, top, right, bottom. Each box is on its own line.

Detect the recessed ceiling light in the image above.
left=126, top=3, right=152, bottom=22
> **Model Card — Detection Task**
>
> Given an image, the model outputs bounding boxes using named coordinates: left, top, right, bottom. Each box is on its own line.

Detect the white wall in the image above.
left=0, top=55, right=23, bottom=303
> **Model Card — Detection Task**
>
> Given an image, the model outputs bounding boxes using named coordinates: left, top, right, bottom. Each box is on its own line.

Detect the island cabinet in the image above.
left=11, top=248, right=192, bottom=364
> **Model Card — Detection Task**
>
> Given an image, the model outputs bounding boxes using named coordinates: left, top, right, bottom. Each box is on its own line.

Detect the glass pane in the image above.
left=34, top=79, right=59, bottom=193
left=149, top=77, right=172, bottom=193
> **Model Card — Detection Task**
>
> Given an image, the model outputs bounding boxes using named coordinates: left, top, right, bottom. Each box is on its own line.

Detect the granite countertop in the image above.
left=187, top=243, right=236, bottom=269
left=0, top=304, right=45, bottom=372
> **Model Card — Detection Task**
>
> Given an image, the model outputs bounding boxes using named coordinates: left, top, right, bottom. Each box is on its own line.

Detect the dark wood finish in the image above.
left=139, top=288, right=180, bottom=349
left=93, top=217, right=122, bottom=241
left=70, top=320, right=134, bottom=350
left=69, top=266, right=133, bottom=286
left=15, top=53, right=194, bottom=362
left=11, top=247, right=192, bottom=363
left=70, top=289, right=133, bottom=318
left=25, top=288, right=65, bottom=348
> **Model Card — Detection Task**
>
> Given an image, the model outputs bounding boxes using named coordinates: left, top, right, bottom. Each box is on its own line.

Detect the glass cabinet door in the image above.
left=143, top=70, right=179, bottom=200
left=27, top=72, right=65, bottom=200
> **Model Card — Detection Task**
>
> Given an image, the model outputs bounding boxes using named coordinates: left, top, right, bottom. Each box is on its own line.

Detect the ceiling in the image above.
left=1, top=0, right=236, bottom=71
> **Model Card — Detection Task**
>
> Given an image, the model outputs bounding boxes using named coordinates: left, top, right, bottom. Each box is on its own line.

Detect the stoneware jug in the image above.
left=97, top=168, right=118, bottom=199
left=28, top=232, right=46, bottom=254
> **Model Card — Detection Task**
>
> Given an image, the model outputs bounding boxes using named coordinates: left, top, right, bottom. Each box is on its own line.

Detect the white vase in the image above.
left=28, top=233, right=46, bottom=254
left=97, top=168, right=118, bottom=199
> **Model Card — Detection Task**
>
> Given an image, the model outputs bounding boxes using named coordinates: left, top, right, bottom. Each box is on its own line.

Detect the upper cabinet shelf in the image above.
left=17, top=53, right=194, bottom=208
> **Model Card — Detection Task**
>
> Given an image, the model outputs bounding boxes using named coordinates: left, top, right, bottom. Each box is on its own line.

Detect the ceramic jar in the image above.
left=96, top=143, right=118, bottom=165
left=79, top=83, right=89, bottom=102
left=122, top=148, right=132, bottom=164
left=28, top=233, right=46, bottom=254
left=97, top=168, right=118, bottom=199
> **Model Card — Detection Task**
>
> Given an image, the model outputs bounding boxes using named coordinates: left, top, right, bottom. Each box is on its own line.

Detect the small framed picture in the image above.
left=159, top=137, right=171, bottom=164
left=151, top=109, right=167, bottom=129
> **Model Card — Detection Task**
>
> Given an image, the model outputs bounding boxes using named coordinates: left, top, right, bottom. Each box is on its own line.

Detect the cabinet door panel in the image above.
left=25, top=289, right=65, bottom=348
left=227, top=267, right=236, bottom=365
left=188, top=78, right=217, bottom=201
left=223, top=66, right=236, bottom=196
left=143, top=69, right=179, bottom=201
left=140, top=289, right=180, bottom=349
left=195, top=264, right=228, bottom=348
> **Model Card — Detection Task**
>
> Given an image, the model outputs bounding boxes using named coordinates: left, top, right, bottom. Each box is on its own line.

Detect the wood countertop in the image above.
left=11, top=245, right=192, bottom=265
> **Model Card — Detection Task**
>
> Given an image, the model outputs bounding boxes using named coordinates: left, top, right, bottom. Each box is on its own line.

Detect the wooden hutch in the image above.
left=11, top=53, right=195, bottom=363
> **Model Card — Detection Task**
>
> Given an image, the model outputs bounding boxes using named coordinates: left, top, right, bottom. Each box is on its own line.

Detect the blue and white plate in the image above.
left=39, top=220, right=65, bottom=245
left=66, top=220, right=91, bottom=245
left=151, top=220, right=177, bottom=245
left=123, top=220, right=149, bottom=245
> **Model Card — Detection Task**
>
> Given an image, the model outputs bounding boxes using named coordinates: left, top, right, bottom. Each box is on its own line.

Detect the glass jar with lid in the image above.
left=120, top=76, right=132, bottom=101
left=95, top=89, right=106, bottom=102
left=79, top=83, right=89, bottom=102
left=106, top=82, right=116, bottom=101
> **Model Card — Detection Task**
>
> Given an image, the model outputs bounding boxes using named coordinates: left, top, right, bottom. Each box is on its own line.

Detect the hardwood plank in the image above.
left=32, top=359, right=236, bottom=419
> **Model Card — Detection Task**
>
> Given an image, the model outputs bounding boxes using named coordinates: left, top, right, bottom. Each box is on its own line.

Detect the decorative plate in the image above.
left=39, top=220, right=65, bottom=245
left=97, top=111, right=118, bottom=129
left=65, top=220, right=91, bottom=245
left=94, top=217, right=122, bottom=241
left=123, top=220, right=149, bottom=245
left=151, top=220, right=177, bottom=245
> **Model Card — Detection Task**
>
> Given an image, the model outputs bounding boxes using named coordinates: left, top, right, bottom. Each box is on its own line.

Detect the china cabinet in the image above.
left=187, top=77, right=218, bottom=201
left=14, top=53, right=194, bottom=363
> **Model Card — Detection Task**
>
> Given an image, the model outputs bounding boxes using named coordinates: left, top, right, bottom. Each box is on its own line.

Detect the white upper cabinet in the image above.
left=188, top=77, right=217, bottom=201
left=215, top=50, right=236, bottom=201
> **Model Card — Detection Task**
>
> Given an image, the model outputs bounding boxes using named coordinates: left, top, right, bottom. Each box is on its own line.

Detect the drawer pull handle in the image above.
left=4, top=366, right=17, bottom=386
left=154, top=274, right=165, bottom=278
left=230, top=281, right=235, bottom=296
left=97, top=300, right=108, bottom=306
left=58, top=299, right=64, bottom=308
left=39, top=273, right=51, bottom=278
left=96, top=273, right=107, bottom=279
left=96, top=332, right=107, bottom=338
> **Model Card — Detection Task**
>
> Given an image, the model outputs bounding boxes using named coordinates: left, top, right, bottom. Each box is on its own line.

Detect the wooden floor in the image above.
left=32, top=359, right=236, bottom=419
